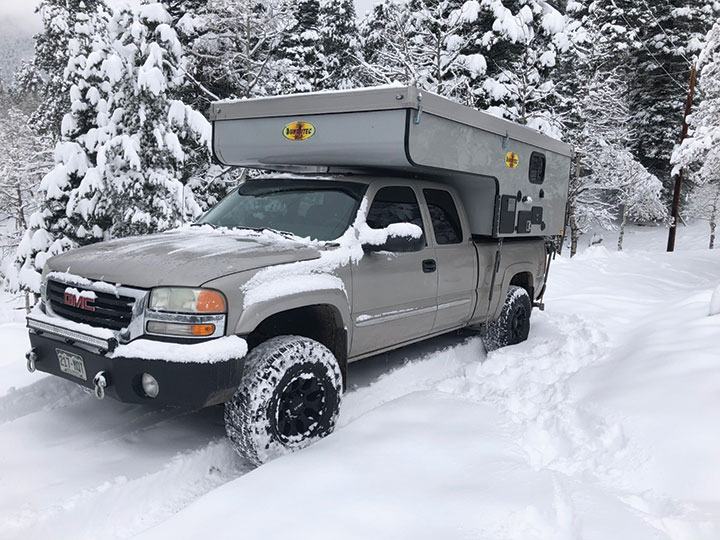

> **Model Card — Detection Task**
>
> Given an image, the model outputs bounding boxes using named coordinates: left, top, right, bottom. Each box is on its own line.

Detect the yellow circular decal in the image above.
left=283, top=121, right=316, bottom=141
left=505, top=152, right=519, bottom=168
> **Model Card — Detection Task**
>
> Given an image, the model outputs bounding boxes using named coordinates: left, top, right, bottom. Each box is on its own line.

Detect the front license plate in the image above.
left=57, top=349, right=87, bottom=381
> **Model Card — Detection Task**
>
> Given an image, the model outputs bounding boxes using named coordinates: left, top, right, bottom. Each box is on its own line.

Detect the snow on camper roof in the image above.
left=210, top=86, right=572, bottom=158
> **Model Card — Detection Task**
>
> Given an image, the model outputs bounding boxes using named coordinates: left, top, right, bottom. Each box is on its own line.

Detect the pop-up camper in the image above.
left=210, top=85, right=572, bottom=238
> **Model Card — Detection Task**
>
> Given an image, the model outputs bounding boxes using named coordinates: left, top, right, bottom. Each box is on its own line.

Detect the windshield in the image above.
left=197, top=178, right=367, bottom=241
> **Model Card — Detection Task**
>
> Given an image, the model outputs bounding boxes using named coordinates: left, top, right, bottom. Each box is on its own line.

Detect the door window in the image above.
left=366, top=186, right=425, bottom=235
left=423, top=189, right=463, bottom=244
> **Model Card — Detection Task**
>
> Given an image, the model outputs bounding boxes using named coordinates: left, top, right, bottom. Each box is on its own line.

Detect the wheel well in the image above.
left=246, top=304, right=348, bottom=386
left=510, top=272, right=534, bottom=300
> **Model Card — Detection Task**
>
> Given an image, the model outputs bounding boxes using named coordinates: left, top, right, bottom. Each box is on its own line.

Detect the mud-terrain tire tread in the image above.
left=225, top=335, right=343, bottom=466
left=482, top=285, right=532, bottom=352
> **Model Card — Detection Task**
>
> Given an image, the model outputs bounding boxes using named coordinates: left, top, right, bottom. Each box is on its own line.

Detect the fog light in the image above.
left=141, top=373, right=159, bottom=398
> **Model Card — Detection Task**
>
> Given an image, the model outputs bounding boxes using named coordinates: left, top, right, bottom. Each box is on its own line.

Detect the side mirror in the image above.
left=362, top=223, right=425, bottom=253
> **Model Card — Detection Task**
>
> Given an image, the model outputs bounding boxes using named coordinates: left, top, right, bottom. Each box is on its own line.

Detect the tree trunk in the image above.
left=567, top=150, right=582, bottom=257
left=617, top=204, right=627, bottom=251
left=569, top=214, right=579, bottom=257
left=709, top=185, right=720, bottom=250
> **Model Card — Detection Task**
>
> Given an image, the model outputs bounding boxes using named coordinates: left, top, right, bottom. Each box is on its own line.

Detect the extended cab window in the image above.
left=366, top=186, right=425, bottom=234
left=423, top=189, right=462, bottom=244
left=197, top=179, right=366, bottom=241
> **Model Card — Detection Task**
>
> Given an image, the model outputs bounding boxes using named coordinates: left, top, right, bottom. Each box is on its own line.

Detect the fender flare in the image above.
left=234, top=288, right=352, bottom=353
left=490, top=262, right=536, bottom=320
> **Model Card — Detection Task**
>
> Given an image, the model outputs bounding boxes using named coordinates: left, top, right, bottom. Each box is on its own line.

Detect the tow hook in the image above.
left=93, top=371, right=108, bottom=400
left=25, top=349, right=38, bottom=373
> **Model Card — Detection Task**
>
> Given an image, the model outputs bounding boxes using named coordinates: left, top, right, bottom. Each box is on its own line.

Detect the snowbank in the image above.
left=2, top=224, right=720, bottom=539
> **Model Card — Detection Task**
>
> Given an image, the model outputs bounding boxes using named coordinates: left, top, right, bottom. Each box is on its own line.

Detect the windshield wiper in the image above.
left=236, top=226, right=298, bottom=239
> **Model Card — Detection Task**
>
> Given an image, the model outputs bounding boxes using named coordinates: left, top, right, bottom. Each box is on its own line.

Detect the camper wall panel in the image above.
left=213, top=110, right=410, bottom=170
left=406, top=113, right=570, bottom=237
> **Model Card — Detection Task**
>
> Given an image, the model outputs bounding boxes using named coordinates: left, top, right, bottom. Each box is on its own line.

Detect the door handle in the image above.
left=422, top=259, right=436, bottom=273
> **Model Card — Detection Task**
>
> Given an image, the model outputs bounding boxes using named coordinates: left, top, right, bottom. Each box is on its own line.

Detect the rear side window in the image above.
left=423, top=189, right=462, bottom=244
left=529, top=152, right=546, bottom=184
left=366, top=186, right=425, bottom=233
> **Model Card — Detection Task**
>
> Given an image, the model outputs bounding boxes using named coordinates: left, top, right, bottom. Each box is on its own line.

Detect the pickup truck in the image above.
left=26, top=173, right=549, bottom=465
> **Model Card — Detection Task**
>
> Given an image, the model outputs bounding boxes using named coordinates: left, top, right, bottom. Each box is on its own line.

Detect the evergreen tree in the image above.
left=7, top=1, right=213, bottom=296
left=7, top=1, right=111, bottom=296
left=94, top=2, right=210, bottom=238
left=474, top=0, right=578, bottom=136
left=319, top=0, right=362, bottom=90
left=277, top=0, right=327, bottom=92
left=672, top=20, right=720, bottom=248
left=28, top=0, right=106, bottom=136
left=629, top=0, right=720, bottom=188
left=555, top=0, right=667, bottom=255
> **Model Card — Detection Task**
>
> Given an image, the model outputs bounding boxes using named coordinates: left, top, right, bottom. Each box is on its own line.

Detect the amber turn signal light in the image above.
left=192, top=324, right=216, bottom=336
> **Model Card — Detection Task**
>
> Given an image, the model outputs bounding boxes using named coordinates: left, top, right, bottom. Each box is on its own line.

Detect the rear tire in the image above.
left=482, top=286, right=532, bottom=352
left=225, top=335, right=343, bottom=466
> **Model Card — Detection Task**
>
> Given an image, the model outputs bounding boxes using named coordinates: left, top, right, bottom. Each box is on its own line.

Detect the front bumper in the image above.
left=28, top=332, right=244, bottom=408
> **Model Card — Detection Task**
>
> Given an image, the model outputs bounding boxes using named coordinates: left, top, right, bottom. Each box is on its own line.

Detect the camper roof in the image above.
left=210, top=86, right=572, bottom=158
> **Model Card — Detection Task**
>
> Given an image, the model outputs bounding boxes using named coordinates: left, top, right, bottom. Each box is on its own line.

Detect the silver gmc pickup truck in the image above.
left=25, top=87, right=569, bottom=465
left=27, top=174, right=549, bottom=465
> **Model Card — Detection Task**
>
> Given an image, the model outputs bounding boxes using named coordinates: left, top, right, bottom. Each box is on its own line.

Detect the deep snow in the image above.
left=1, top=222, right=719, bottom=539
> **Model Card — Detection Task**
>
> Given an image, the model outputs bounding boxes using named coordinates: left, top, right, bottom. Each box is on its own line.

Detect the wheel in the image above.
left=482, top=286, right=532, bottom=352
left=224, top=335, right=343, bottom=466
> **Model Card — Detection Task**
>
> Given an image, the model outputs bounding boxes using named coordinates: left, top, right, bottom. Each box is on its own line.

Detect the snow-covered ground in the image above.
left=1, top=222, right=719, bottom=539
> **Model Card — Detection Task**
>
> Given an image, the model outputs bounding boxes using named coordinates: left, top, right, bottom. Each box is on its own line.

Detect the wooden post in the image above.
left=667, top=63, right=698, bottom=252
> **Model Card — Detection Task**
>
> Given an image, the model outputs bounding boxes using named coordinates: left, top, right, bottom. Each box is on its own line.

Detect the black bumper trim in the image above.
left=29, top=333, right=244, bottom=408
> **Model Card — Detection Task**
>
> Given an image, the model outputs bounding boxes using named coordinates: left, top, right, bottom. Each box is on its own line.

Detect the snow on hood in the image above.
left=46, top=226, right=322, bottom=289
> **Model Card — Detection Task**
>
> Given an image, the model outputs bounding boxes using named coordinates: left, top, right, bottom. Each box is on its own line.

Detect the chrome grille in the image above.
left=46, top=279, right=135, bottom=331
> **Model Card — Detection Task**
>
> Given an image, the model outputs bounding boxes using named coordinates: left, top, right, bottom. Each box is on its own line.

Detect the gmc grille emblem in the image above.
left=64, top=292, right=96, bottom=312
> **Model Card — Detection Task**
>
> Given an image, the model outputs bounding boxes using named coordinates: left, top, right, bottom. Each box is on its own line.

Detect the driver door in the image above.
left=350, top=185, right=438, bottom=357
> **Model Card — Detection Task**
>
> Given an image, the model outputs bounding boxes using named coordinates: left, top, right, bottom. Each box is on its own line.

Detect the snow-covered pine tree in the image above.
left=277, top=0, right=327, bottom=92
left=28, top=0, right=106, bottom=136
left=95, top=2, right=210, bottom=238
left=6, top=1, right=214, bottom=298
left=630, top=0, right=720, bottom=188
left=555, top=0, right=665, bottom=255
left=6, top=1, right=112, bottom=297
left=672, top=20, right=720, bottom=249
left=319, top=0, right=362, bottom=90
left=472, top=0, right=578, bottom=137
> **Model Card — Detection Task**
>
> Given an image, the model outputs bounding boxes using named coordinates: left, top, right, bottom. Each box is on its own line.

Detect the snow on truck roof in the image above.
left=209, top=85, right=572, bottom=158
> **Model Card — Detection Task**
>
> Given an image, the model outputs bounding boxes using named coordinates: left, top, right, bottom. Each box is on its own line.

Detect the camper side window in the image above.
left=366, top=186, right=425, bottom=235
left=423, top=189, right=462, bottom=244
left=529, top=152, right=546, bottom=184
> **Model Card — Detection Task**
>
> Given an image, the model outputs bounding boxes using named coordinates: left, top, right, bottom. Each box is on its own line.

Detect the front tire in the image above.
left=225, top=335, right=343, bottom=466
left=482, top=286, right=532, bottom=352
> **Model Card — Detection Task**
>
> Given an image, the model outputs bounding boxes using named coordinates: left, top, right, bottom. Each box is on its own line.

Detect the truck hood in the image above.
left=46, top=228, right=322, bottom=288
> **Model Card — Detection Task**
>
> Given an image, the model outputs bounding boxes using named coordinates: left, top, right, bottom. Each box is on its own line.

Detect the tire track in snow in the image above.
left=3, top=439, right=251, bottom=540
left=0, top=376, right=89, bottom=424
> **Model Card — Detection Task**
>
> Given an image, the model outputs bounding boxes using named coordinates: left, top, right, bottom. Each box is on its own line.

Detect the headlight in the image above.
left=148, top=287, right=226, bottom=313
